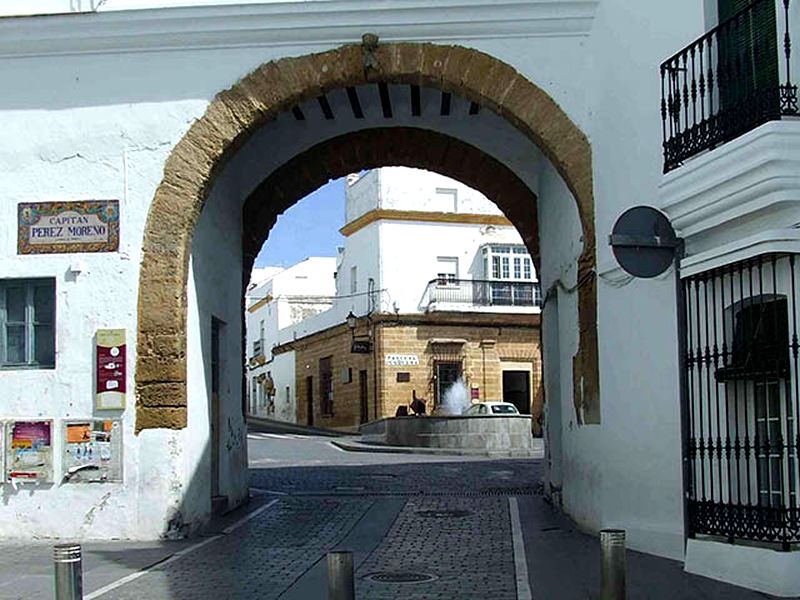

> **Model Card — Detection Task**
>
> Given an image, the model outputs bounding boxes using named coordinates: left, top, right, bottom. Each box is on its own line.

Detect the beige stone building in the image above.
left=274, top=311, right=541, bottom=432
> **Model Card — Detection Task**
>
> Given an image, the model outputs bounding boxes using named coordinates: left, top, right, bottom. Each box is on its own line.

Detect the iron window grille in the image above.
left=660, top=0, right=797, bottom=173
left=0, top=278, right=56, bottom=369
left=683, top=253, right=800, bottom=549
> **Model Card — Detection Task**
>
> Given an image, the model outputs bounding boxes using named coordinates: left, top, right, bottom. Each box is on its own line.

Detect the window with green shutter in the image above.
left=717, top=0, right=779, bottom=114
left=0, top=279, right=56, bottom=368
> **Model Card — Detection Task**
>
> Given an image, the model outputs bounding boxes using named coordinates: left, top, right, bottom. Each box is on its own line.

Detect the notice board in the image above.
left=63, top=419, right=123, bottom=483
left=6, top=420, right=53, bottom=483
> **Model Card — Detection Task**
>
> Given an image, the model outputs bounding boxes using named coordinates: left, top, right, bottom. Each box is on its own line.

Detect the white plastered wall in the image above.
left=0, top=0, right=713, bottom=551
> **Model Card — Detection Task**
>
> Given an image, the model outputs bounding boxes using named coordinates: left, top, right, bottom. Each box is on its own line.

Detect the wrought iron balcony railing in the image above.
left=423, top=278, right=541, bottom=310
left=661, top=0, right=797, bottom=173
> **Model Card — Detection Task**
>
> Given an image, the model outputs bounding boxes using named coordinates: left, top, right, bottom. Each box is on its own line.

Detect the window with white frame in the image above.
left=350, top=266, right=357, bottom=294
left=0, top=279, right=55, bottom=369
left=434, top=188, right=458, bottom=212
left=482, top=245, right=534, bottom=281
left=436, top=257, right=459, bottom=286
left=481, top=245, right=536, bottom=306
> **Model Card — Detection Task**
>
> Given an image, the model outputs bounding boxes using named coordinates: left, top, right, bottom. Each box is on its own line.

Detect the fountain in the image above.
left=358, top=379, right=535, bottom=457
left=436, top=378, right=471, bottom=416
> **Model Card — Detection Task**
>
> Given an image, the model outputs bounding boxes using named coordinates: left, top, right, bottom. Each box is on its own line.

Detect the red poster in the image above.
left=97, top=344, right=126, bottom=393
left=96, top=329, right=126, bottom=410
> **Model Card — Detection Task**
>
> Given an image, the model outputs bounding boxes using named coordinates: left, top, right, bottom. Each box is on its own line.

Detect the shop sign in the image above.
left=18, top=200, right=120, bottom=254
left=6, top=420, right=53, bottom=483
left=63, top=420, right=123, bottom=483
left=351, top=340, right=372, bottom=354
left=96, top=329, right=126, bottom=410
left=385, top=354, right=419, bottom=366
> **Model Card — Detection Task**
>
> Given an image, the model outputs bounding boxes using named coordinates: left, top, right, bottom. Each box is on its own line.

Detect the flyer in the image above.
left=6, top=420, right=53, bottom=483
left=63, top=420, right=122, bottom=483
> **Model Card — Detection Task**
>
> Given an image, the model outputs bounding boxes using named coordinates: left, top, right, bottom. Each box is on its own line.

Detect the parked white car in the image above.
left=463, top=401, right=519, bottom=416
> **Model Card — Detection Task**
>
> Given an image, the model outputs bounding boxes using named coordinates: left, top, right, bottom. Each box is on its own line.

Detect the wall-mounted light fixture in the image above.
left=346, top=310, right=358, bottom=337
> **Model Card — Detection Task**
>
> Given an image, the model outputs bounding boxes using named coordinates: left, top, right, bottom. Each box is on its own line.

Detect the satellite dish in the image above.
left=609, top=206, right=679, bottom=278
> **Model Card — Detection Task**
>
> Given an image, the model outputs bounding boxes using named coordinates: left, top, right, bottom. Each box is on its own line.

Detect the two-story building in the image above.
left=654, top=0, right=800, bottom=591
left=252, top=167, right=543, bottom=429
left=245, top=258, right=335, bottom=420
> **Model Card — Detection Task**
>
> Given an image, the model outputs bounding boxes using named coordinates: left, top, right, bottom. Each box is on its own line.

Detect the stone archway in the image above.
left=135, top=41, right=597, bottom=432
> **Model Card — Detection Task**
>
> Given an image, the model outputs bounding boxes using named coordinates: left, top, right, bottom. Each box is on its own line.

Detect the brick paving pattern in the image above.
left=101, top=460, right=535, bottom=600
left=103, top=497, right=372, bottom=600
left=249, top=460, right=541, bottom=496
left=356, top=496, right=516, bottom=600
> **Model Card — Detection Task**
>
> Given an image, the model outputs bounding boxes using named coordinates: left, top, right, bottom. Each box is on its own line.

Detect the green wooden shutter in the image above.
left=717, top=0, right=779, bottom=113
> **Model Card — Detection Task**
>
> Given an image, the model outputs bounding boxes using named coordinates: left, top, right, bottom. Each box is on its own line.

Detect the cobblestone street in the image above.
left=99, top=435, right=537, bottom=600
left=0, top=430, right=790, bottom=599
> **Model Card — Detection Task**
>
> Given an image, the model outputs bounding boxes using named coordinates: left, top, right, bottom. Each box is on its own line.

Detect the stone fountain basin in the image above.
left=359, top=415, right=534, bottom=453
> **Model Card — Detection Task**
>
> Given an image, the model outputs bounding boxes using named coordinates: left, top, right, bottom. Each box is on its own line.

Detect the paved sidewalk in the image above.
left=0, top=538, right=195, bottom=600
left=518, top=494, right=790, bottom=599
left=1, top=493, right=789, bottom=600
left=0, top=437, right=795, bottom=599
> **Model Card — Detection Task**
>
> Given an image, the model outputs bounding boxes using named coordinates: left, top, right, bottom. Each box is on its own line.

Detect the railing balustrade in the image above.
left=661, top=0, right=797, bottom=173
left=423, top=279, right=541, bottom=309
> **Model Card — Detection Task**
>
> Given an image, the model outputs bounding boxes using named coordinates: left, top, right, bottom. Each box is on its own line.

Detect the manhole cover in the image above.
left=364, top=571, right=439, bottom=584
left=415, top=509, right=474, bottom=518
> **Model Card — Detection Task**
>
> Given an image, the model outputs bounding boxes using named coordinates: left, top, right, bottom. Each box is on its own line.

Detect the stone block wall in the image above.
left=283, top=312, right=540, bottom=428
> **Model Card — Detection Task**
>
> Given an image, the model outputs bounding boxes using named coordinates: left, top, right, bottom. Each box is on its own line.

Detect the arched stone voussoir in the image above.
left=136, top=41, right=598, bottom=432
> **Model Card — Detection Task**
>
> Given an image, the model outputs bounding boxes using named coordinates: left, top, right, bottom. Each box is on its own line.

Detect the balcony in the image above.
left=660, top=0, right=797, bottom=173
left=423, top=279, right=541, bottom=312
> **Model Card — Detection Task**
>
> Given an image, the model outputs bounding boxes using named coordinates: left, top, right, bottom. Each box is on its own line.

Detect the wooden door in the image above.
left=306, top=376, right=314, bottom=427
left=359, top=370, right=369, bottom=424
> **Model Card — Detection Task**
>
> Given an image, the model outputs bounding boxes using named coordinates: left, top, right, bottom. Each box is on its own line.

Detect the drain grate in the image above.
left=415, top=509, right=474, bottom=519
left=364, top=571, right=439, bottom=584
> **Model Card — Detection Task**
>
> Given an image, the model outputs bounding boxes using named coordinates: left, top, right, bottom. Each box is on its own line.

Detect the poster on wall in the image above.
left=6, top=420, right=53, bottom=483
left=17, top=200, right=120, bottom=254
left=63, top=420, right=123, bottom=483
left=96, top=329, right=126, bottom=410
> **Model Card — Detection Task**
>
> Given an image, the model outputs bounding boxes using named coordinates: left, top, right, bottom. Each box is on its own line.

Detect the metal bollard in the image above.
left=327, top=550, right=355, bottom=600
left=600, top=529, right=626, bottom=600
left=54, top=543, right=83, bottom=600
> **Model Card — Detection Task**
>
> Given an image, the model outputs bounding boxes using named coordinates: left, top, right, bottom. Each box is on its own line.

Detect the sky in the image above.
left=253, top=177, right=346, bottom=269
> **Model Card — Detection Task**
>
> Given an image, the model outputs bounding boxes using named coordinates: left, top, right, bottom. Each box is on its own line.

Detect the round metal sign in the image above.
left=610, top=206, right=678, bottom=279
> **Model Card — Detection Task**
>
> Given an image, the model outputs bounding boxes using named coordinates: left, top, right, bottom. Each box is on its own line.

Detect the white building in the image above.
left=248, top=167, right=540, bottom=423
left=245, top=257, right=335, bottom=421
left=280, top=168, right=539, bottom=336
left=0, top=0, right=797, bottom=593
